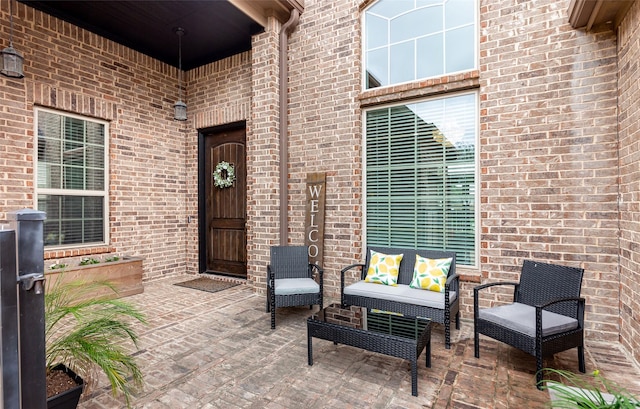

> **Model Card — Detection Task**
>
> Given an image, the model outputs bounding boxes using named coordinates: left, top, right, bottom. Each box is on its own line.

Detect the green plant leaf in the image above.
left=45, top=274, right=146, bottom=408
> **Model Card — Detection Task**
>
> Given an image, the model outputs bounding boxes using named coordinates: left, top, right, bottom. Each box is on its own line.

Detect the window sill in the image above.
left=359, top=70, right=481, bottom=108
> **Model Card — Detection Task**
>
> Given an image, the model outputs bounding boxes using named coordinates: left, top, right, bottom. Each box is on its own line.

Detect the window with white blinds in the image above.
left=365, top=92, right=477, bottom=266
left=35, top=109, right=108, bottom=247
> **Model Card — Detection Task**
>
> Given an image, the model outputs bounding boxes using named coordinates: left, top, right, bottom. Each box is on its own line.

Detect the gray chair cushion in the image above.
left=272, top=278, right=319, bottom=295
left=478, top=302, right=578, bottom=337
left=343, top=281, right=457, bottom=309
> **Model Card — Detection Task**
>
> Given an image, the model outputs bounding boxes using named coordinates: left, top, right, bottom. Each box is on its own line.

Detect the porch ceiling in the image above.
left=18, top=0, right=303, bottom=70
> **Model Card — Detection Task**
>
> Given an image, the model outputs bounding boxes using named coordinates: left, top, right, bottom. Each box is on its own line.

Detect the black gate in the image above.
left=1, top=209, right=47, bottom=409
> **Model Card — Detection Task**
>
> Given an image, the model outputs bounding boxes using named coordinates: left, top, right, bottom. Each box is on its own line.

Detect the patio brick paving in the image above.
left=78, top=276, right=640, bottom=408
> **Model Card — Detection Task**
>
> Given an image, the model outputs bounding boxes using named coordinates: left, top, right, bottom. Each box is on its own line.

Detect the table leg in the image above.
left=307, top=326, right=313, bottom=366
left=411, top=360, right=418, bottom=396
left=426, top=339, right=431, bottom=368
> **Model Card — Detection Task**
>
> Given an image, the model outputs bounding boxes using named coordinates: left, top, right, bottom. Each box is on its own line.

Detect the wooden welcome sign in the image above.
left=304, top=173, right=326, bottom=267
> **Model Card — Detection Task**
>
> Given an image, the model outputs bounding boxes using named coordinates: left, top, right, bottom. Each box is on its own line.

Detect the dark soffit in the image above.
left=19, top=0, right=265, bottom=70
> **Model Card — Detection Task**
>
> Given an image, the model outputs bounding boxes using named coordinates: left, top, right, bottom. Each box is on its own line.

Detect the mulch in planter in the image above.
left=174, top=277, right=240, bottom=293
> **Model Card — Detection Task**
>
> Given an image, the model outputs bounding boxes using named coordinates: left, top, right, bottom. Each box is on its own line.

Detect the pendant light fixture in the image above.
left=1, top=0, right=24, bottom=78
left=173, top=27, right=187, bottom=121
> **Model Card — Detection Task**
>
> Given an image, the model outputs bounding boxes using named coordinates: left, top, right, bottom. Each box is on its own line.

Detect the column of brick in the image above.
left=616, top=0, right=640, bottom=365
left=248, top=17, right=281, bottom=291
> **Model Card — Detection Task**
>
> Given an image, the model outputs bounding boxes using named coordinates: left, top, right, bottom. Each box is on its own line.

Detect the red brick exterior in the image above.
left=1, top=0, right=639, bottom=364
left=617, top=0, right=640, bottom=366
left=477, top=0, right=620, bottom=342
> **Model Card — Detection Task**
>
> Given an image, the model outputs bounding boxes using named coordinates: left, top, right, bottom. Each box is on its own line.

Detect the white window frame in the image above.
left=362, top=91, right=480, bottom=268
left=34, top=107, right=109, bottom=249
left=362, top=0, right=478, bottom=90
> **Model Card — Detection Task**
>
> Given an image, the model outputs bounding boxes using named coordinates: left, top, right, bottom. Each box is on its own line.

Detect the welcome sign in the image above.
left=304, top=173, right=326, bottom=268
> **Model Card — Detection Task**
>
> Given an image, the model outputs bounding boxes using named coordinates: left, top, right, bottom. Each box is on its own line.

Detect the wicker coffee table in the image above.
left=307, top=303, right=431, bottom=396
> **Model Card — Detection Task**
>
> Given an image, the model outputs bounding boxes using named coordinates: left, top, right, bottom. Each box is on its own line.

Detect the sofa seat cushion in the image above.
left=271, top=278, right=319, bottom=295
left=343, top=281, right=457, bottom=309
left=478, top=302, right=578, bottom=338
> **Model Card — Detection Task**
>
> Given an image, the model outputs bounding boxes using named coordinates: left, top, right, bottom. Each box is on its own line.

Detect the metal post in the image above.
left=0, top=227, right=20, bottom=409
left=8, top=209, right=47, bottom=409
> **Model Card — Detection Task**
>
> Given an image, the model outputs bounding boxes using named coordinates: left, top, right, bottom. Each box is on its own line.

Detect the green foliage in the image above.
left=105, top=256, right=120, bottom=262
left=540, top=368, right=640, bottom=409
left=49, top=263, right=67, bottom=270
left=79, top=257, right=100, bottom=265
left=45, top=277, right=146, bottom=408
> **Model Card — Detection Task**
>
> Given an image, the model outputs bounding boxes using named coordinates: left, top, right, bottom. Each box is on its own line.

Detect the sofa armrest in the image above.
left=341, top=263, right=365, bottom=283
left=340, top=263, right=365, bottom=305
left=444, top=272, right=460, bottom=291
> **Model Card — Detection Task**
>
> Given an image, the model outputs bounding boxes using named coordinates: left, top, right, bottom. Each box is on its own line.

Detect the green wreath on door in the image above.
left=213, top=161, right=235, bottom=188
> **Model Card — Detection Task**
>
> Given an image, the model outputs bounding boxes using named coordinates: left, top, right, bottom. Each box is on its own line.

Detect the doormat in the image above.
left=174, top=277, right=240, bottom=293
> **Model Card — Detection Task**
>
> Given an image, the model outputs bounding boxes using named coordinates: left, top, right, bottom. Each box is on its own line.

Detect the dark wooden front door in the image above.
left=203, top=127, right=246, bottom=278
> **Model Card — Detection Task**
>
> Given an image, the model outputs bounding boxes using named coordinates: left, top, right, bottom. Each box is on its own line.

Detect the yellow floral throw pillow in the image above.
left=364, top=250, right=404, bottom=286
left=409, top=255, right=453, bottom=292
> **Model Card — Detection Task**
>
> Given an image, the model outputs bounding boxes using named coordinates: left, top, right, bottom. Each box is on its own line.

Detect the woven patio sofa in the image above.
left=340, top=246, right=459, bottom=349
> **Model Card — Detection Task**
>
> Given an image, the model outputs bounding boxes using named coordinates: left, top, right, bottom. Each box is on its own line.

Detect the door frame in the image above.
left=197, top=120, right=247, bottom=274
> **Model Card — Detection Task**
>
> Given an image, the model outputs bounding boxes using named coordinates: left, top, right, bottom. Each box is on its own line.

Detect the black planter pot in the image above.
left=47, top=364, right=84, bottom=409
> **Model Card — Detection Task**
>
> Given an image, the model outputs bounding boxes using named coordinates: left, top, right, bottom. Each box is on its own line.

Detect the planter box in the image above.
left=46, top=257, right=144, bottom=300
left=47, top=364, right=84, bottom=409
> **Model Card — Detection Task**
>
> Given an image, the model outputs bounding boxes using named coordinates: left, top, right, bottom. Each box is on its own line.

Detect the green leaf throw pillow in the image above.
left=409, top=255, right=453, bottom=292
left=364, top=250, right=404, bottom=286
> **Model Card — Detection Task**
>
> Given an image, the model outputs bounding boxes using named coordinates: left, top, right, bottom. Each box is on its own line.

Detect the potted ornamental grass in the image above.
left=45, top=276, right=146, bottom=408
left=540, top=368, right=640, bottom=408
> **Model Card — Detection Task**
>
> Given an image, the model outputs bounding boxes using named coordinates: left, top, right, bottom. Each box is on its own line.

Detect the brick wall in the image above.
left=287, top=1, right=363, bottom=300
left=281, top=0, right=624, bottom=343
left=477, top=0, right=620, bottom=341
left=0, top=1, right=188, bottom=280
left=617, top=0, right=640, bottom=365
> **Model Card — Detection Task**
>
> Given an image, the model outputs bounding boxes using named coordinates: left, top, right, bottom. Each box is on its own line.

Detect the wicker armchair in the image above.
left=266, top=246, right=323, bottom=329
left=474, top=260, right=585, bottom=388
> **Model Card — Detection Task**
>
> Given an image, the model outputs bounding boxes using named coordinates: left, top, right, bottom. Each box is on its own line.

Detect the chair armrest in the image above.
left=537, top=296, right=585, bottom=310
left=267, top=264, right=274, bottom=287
left=473, top=281, right=519, bottom=319
left=534, top=297, right=586, bottom=338
left=474, top=281, right=519, bottom=293
left=536, top=296, right=586, bottom=323
left=309, top=263, right=323, bottom=283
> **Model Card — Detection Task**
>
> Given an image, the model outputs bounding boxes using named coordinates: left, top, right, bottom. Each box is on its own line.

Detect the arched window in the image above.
left=364, top=0, right=477, bottom=89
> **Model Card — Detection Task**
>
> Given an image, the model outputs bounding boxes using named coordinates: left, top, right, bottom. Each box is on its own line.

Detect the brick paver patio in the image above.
left=79, top=276, right=640, bottom=408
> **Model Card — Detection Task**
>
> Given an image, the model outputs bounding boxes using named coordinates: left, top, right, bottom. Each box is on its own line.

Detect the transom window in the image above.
left=364, top=0, right=477, bottom=89
left=365, top=92, right=477, bottom=266
left=35, top=108, right=108, bottom=248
